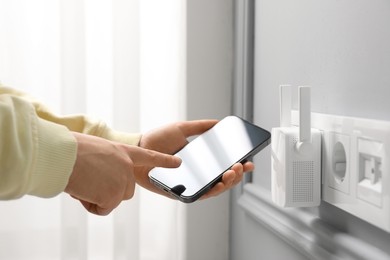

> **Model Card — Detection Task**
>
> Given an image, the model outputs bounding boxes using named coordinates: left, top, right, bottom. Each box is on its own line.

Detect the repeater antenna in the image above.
left=298, top=86, right=311, bottom=143
left=279, top=85, right=292, bottom=127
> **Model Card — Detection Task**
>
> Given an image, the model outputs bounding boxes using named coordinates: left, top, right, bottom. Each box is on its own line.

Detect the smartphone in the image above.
left=148, top=115, right=271, bottom=203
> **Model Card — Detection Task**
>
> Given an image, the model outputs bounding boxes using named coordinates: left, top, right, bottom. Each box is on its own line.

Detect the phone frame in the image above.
left=148, top=116, right=271, bottom=203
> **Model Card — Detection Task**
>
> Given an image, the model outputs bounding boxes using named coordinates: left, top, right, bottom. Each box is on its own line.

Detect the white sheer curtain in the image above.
left=0, top=0, right=186, bottom=259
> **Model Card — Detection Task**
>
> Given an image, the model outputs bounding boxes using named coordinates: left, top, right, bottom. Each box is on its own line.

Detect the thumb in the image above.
left=178, top=119, right=218, bottom=137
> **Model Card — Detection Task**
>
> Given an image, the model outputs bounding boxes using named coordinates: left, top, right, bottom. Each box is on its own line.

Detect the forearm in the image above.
left=0, top=85, right=142, bottom=146
left=0, top=84, right=141, bottom=200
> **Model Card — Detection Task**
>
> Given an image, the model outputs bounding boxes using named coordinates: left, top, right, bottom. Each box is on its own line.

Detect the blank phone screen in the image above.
left=148, top=116, right=271, bottom=202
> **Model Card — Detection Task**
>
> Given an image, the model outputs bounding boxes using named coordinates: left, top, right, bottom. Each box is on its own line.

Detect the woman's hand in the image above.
left=66, top=132, right=181, bottom=215
left=136, top=120, right=255, bottom=200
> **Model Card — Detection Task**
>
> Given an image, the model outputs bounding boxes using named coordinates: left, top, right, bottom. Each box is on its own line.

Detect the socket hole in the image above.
left=332, top=141, right=347, bottom=183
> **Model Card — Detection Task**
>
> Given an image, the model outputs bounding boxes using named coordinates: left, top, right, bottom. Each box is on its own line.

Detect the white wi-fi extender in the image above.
left=271, top=85, right=321, bottom=207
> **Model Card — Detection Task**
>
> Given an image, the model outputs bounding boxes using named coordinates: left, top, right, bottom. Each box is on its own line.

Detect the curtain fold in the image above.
left=0, top=0, right=185, bottom=259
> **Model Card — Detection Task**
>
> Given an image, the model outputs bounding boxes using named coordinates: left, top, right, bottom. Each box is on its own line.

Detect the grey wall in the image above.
left=232, top=0, right=390, bottom=259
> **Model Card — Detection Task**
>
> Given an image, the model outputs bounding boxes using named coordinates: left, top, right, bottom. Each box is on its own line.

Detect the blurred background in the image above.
left=0, top=0, right=198, bottom=259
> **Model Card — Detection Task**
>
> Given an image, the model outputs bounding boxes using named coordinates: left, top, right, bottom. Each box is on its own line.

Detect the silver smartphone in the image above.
left=148, top=116, right=271, bottom=203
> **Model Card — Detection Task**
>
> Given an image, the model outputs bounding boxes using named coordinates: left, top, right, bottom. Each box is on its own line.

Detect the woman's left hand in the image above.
left=135, top=119, right=254, bottom=200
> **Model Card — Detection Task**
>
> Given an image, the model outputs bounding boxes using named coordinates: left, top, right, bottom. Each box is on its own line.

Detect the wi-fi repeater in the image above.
left=271, top=85, right=321, bottom=207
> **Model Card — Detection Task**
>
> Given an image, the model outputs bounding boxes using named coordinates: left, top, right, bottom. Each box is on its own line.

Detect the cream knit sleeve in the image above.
left=0, top=94, right=77, bottom=199
left=0, top=86, right=142, bottom=145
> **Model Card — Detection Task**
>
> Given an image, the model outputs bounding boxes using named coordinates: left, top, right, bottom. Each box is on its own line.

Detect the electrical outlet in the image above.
left=291, top=111, right=390, bottom=232
left=325, top=132, right=350, bottom=195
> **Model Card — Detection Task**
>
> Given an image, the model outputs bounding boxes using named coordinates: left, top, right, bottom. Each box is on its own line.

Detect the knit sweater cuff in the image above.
left=28, top=117, right=77, bottom=198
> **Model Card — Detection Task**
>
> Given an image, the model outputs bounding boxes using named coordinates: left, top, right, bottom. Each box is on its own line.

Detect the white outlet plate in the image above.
left=291, top=110, right=390, bottom=232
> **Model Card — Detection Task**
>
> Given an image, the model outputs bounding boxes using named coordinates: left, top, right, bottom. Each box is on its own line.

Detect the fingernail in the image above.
left=174, top=156, right=182, bottom=165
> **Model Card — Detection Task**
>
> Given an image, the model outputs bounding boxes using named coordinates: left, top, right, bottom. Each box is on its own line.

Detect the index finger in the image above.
left=124, top=145, right=182, bottom=168
left=177, top=119, right=218, bottom=137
